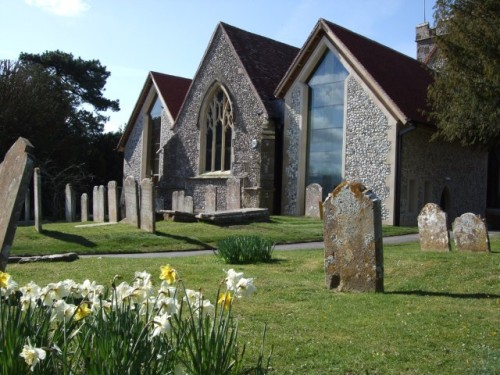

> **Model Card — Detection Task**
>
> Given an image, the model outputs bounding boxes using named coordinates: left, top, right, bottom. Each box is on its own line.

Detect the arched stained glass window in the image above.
left=204, top=88, right=233, bottom=172
left=306, top=49, right=348, bottom=193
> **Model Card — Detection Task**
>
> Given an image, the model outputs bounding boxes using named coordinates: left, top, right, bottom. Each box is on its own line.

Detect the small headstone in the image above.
left=226, top=178, right=241, bottom=210
left=81, top=193, right=89, bottom=222
left=33, top=167, right=42, bottom=232
left=184, top=196, right=194, bottom=213
left=452, top=213, right=490, bottom=252
left=205, top=185, right=217, bottom=213
left=124, top=176, right=140, bottom=227
left=65, top=183, right=76, bottom=222
left=305, top=183, right=323, bottom=219
left=176, top=190, right=185, bottom=212
left=24, top=188, right=31, bottom=224
left=417, top=203, right=450, bottom=251
left=0, top=137, right=35, bottom=271
left=140, top=178, right=155, bottom=233
left=107, top=181, right=119, bottom=223
left=323, top=181, right=384, bottom=292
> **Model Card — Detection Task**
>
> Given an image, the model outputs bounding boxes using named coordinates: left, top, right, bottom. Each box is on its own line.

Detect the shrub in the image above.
left=216, top=236, right=274, bottom=264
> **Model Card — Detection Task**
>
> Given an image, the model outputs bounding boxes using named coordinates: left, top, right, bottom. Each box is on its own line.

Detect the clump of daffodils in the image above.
left=0, top=265, right=257, bottom=373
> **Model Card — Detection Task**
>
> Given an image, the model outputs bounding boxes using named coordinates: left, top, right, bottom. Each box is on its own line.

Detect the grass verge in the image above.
left=6, top=240, right=499, bottom=374
left=11, top=216, right=418, bottom=256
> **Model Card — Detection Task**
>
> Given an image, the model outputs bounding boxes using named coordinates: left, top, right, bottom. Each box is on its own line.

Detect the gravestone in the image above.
left=175, top=190, right=185, bottom=212
left=65, top=183, right=76, bottom=222
left=184, top=196, right=194, bottom=214
left=140, top=178, right=155, bottom=233
left=33, top=167, right=42, bottom=232
left=452, top=213, right=490, bottom=252
left=124, top=176, right=140, bottom=227
left=81, top=193, right=89, bottom=222
left=226, top=178, right=241, bottom=210
left=417, top=203, right=450, bottom=251
left=172, top=190, right=178, bottom=211
left=107, top=181, right=119, bottom=223
left=205, top=185, right=217, bottom=213
left=323, top=181, right=384, bottom=292
left=0, top=137, right=35, bottom=271
left=305, top=183, right=323, bottom=219
left=24, top=188, right=31, bottom=224
left=92, top=186, right=98, bottom=222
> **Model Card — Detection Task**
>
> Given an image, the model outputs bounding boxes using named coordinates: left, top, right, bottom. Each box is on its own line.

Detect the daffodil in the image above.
left=20, top=340, right=46, bottom=372
left=74, top=303, right=92, bottom=321
left=235, top=277, right=256, bottom=298
left=218, top=292, right=233, bottom=310
left=160, top=265, right=177, bottom=285
left=151, top=312, right=171, bottom=338
left=224, top=269, right=244, bottom=291
left=0, top=271, right=10, bottom=288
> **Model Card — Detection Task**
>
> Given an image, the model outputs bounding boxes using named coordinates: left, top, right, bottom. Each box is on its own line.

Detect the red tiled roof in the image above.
left=150, top=71, right=191, bottom=119
left=220, top=22, right=299, bottom=118
left=276, top=19, right=434, bottom=125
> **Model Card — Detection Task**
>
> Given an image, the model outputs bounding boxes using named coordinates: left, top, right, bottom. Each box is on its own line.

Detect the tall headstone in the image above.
left=452, top=213, right=490, bottom=252
left=92, top=186, right=98, bottom=222
left=107, top=181, right=119, bottom=223
left=417, top=203, right=450, bottom=251
left=205, top=185, right=217, bottom=213
left=172, top=190, right=179, bottom=211
left=175, top=190, right=185, bottom=212
left=0, top=138, right=35, bottom=271
left=24, top=188, right=31, bottom=224
left=96, top=185, right=107, bottom=222
left=226, top=178, right=241, bottom=210
left=33, top=167, right=42, bottom=232
left=124, top=176, right=140, bottom=228
left=81, top=193, right=89, bottom=222
left=140, top=178, right=155, bottom=233
left=323, top=181, right=384, bottom=292
left=65, top=183, right=76, bottom=222
left=305, top=183, right=323, bottom=219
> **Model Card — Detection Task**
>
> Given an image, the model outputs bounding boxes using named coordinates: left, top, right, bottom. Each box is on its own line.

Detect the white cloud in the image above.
left=25, top=0, right=90, bottom=17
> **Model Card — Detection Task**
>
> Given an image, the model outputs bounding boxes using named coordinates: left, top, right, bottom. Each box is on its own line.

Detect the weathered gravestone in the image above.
left=452, top=213, right=490, bottom=252
left=226, top=178, right=241, bottom=210
left=33, top=167, right=42, bottom=232
left=0, top=138, right=35, bottom=271
left=140, top=178, right=155, bottom=233
left=174, top=190, right=185, bottom=212
left=323, top=181, right=384, bottom=292
left=65, top=183, right=76, bottom=222
left=205, top=185, right=217, bottom=213
left=124, top=176, right=140, bottom=227
left=305, top=183, right=323, bottom=219
left=98, top=185, right=107, bottom=222
left=172, top=190, right=179, bottom=211
left=107, top=181, right=119, bottom=223
left=417, top=203, right=450, bottom=251
left=184, top=196, right=194, bottom=214
left=81, top=193, right=89, bottom=222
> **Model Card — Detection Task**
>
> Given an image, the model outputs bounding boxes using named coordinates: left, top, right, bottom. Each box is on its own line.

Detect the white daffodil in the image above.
left=51, top=300, right=76, bottom=324
left=151, top=312, right=171, bottom=338
left=157, top=296, right=180, bottom=316
left=20, top=340, right=46, bottom=372
left=20, top=281, right=41, bottom=299
left=20, top=294, right=37, bottom=312
left=235, top=277, right=257, bottom=298
left=224, top=269, right=244, bottom=291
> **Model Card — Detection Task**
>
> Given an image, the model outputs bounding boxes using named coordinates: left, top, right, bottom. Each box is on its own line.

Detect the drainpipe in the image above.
left=394, top=122, right=416, bottom=226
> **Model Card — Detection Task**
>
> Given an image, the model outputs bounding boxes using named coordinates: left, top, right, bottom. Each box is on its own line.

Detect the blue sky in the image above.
left=0, top=0, right=436, bottom=133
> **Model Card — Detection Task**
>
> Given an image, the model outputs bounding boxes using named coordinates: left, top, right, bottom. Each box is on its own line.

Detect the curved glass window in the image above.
left=306, top=49, right=348, bottom=194
left=204, top=88, right=233, bottom=172
left=148, top=95, right=162, bottom=176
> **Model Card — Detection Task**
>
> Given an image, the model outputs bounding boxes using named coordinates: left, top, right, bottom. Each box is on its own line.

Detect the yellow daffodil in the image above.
left=160, top=265, right=177, bottom=285
left=218, top=292, right=233, bottom=310
left=0, top=271, right=10, bottom=289
left=75, top=303, right=92, bottom=321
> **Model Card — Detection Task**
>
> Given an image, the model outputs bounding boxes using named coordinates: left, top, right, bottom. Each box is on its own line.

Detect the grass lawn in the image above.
left=6, top=237, right=499, bottom=374
left=11, top=216, right=418, bottom=256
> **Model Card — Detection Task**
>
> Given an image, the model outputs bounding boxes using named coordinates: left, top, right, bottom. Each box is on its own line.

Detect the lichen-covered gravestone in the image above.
left=0, top=138, right=35, bottom=271
left=305, top=183, right=323, bottom=219
left=323, top=181, right=384, bottom=292
left=140, top=178, right=155, bottom=233
left=452, top=213, right=490, bottom=252
left=124, top=176, right=139, bottom=228
left=417, top=203, right=450, bottom=251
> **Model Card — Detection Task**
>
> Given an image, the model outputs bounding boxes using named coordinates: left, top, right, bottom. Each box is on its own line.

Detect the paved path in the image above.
left=83, top=233, right=420, bottom=259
